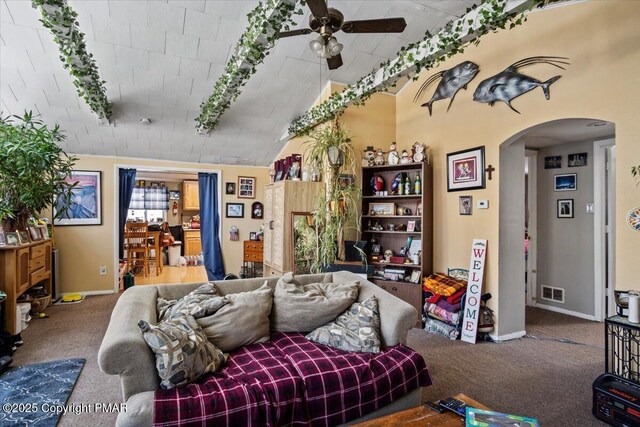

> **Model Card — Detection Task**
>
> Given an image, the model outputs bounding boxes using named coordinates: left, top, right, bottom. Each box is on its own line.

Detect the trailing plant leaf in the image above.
left=633, top=165, right=640, bottom=186
left=0, top=112, right=77, bottom=230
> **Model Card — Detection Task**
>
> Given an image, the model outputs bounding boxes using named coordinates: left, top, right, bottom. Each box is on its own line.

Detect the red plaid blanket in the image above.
left=154, top=332, right=431, bottom=426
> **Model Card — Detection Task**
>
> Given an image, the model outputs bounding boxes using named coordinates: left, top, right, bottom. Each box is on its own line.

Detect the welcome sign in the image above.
left=461, top=239, right=488, bottom=344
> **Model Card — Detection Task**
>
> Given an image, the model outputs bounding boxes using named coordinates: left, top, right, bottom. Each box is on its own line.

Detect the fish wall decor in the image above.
left=413, top=61, right=480, bottom=115
left=473, top=56, right=569, bottom=113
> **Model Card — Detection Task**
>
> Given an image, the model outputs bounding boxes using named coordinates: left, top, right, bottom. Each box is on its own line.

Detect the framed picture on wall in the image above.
left=169, top=190, right=180, bottom=200
left=544, top=156, right=562, bottom=169
left=53, top=170, right=102, bottom=225
left=225, top=182, right=236, bottom=195
left=459, top=196, right=472, bottom=215
left=554, top=173, right=577, bottom=191
left=568, top=152, right=588, bottom=167
left=557, top=199, right=574, bottom=218
left=226, top=203, right=244, bottom=218
left=238, top=176, right=256, bottom=199
left=446, top=146, right=485, bottom=192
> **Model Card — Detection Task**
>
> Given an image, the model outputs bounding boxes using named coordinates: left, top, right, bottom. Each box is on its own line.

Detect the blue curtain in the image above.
left=118, top=168, right=137, bottom=259
left=198, top=173, right=225, bottom=280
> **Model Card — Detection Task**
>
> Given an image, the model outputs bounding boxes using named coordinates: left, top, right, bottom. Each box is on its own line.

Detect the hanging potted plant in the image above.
left=303, top=120, right=363, bottom=272
left=0, top=111, right=77, bottom=231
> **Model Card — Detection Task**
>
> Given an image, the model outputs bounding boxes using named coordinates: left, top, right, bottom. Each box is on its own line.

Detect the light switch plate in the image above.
left=586, top=203, right=594, bottom=214
left=478, top=200, right=489, bottom=209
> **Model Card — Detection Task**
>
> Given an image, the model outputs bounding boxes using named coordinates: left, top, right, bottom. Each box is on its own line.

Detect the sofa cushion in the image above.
left=138, top=314, right=226, bottom=390
left=157, top=282, right=228, bottom=321
left=306, top=295, right=382, bottom=353
left=197, top=282, right=273, bottom=352
left=272, top=271, right=359, bottom=332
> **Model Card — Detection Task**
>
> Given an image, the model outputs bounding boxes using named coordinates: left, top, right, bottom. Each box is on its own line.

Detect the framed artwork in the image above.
left=544, top=156, right=562, bottom=169
left=338, top=174, right=355, bottom=190
left=238, top=176, right=256, bottom=199
left=249, top=232, right=258, bottom=241
left=251, top=202, right=263, bottom=219
left=17, top=230, right=30, bottom=244
left=28, top=225, right=41, bottom=241
left=226, top=203, right=244, bottom=218
left=371, top=244, right=381, bottom=255
left=409, top=270, right=421, bottom=284
left=568, top=152, right=587, bottom=167
left=53, top=170, right=102, bottom=225
left=0, top=230, right=5, bottom=246
left=554, top=173, right=577, bottom=191
left=459, top=195, right=472, bottom=215
left=369, top=202, right=395, bottom=216
left=38, top=224, right=49, bottom=239
left=169, top=190, right=180, bottom=200
left=446, top=146, right=485, bottom=192
left=408, top=239, right=422, bottom=258
left=225, top=182, right=236, bottom=195
left=5, top=232, right=19, bottom=246
left=557, top=199, right=574, bottom=218
left=407, top=220, right=416, bottom=232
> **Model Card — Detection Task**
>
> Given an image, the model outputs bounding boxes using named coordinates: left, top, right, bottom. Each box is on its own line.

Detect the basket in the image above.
left=30, top=295, right=51, bottom=314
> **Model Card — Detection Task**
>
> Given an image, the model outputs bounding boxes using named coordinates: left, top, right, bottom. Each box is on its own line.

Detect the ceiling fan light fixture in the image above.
left=309, top=36, right=325, bottom=54
left=320, top=45, right=332, bottom=59
left=327, top=36, right=343, bottom=56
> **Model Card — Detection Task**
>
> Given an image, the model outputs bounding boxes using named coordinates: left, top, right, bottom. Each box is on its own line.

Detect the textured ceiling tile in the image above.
left=10, top=85, right=48, bottom=107
left=100, top=64, right=134, bottom=86
left=149, top=2, right=186, bottom=34
left=215, top=18, right=245, bottom=43
left=195, top=38, right=230, bottom=63
left=149, top=51, right=180, bottom=76
left=114, top=46, right=149, bottom=70
left=131, top=25, right=166, bottom=54
left=163, top=75, right=194, bottom=94
left=162, top=106, right=189, bottom=122
left=120, top=86, right=151, bottom=105
left=137, top=125, right=163, bottom=141
left=112, top=125, right=139, bottom=140
left=133, top=69, right=165, bottom=90
left=85, top=39, right=117, bottom=66
left=76, top=133, right=106, bottom=147
left=1, top=1, right=14, bottom=24
left=57, top=119, right=90, bottom=135
left=3, top=0, right=41, bottom=27
left=42, top=88, right=80, bottom=109
left=102, top=135, right=128, bottom=151
left=91, top=143, right=117, bottom=156
left=198, top=153, right=222, bottom=164
left=91, top=16, right=131, bottom=47
left=178, top=57, right=210, bottom=80
left=149, top=90, right=178, bottom=108
left=189, top=79, right=214, bottom=98
left=1, top=22, right=44, bottom=54
left=184, top=9, right=218, bottom=40
left=168, top=0, right=206, bottom=13
left=206, top=62, right=225, bottom=81
left=34, top=105, right=71, bottom=122
left=109, top=0, right=148, bottom=26
left=0, top=45, right=33, bottom=71
left=166, top=31, right=199, bottom=58
left=85, top=123, right=115, bottom=138
left=1, top=66, right=24, bottom=86
left=203, top=1, right=243, bottom=19
left=68, top=0, right=110, bottom=20
left=372, top=35, right=405, bottom=59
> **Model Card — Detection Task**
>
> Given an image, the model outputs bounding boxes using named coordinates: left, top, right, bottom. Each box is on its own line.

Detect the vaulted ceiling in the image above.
left=1, top=0, right=475, bottom=165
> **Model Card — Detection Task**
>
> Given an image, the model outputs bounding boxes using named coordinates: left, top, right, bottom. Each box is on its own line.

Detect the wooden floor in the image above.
left=133, top=265, right=208, bottom=285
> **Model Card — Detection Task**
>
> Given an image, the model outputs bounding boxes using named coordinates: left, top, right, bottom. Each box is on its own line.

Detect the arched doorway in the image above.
left=497, top=118, right=615, bottom=338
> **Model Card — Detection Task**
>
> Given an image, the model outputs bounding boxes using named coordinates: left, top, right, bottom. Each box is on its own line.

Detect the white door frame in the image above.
left=525, top=150, right=538, bottom=306
left=113, top=164, right=222, bottom=293
left=593, top=138, right=615, bottom=321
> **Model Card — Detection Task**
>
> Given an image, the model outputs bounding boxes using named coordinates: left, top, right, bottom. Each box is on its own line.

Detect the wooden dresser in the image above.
left=0, top=239, right=52, bottom=334
left=243, top=240, right=264, bottom=278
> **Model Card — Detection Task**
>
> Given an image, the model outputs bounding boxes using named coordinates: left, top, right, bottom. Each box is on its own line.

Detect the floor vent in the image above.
left=541, top=285, right=565, bottom=303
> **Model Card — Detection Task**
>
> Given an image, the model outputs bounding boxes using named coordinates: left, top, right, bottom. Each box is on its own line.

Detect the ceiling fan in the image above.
left=277, top=0, right=407, bottom=70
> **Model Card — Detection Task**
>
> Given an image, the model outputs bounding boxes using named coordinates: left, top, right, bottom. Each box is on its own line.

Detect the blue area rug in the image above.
left=0, top=358, right=85, bottom=427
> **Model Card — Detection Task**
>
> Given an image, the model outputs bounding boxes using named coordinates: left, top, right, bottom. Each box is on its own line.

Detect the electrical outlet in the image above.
left=99, top=265, right=107, bottom=275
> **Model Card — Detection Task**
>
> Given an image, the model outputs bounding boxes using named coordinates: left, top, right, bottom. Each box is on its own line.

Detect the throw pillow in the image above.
left=138, top=314, right=226, bottom=389
left=306, top=295, right=382, bottom=353
left=272, top=272, right=359, bottom=332
left=157, top=282, right=228, bottom=321
left=197, top=283, right=273, bottom=352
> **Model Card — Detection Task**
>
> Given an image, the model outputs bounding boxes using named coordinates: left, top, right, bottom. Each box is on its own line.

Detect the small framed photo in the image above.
left=0, top=230, right=5, bottom=246
left=371, top=244, right=381, bottom=255
left=150, top=181, right=160, bottom=187
left=237, top=176, right=256, bottom=199
left=17, top=230, right=30, bottom=244
left=369, top=202, right=395, bottom=216
left=5, top=232, right=19, bottom=246
left=407, top=220, right=416, bottom=232
left=38, top=224, right=49, bottom=239
left=544, top=156, right=562, bottom=169
left=557, top=199, right=574, bottom=218
left=249, top=232, right=258, bottom=241
left=446, top=146, right=485, bottom=192
left=169, top=190, right=180, bottom=200
left=225, top=182, right=236, bottom=195
left=28, top=225, right=41, bottom=241
left=251, top=202, right=263, bottom=219
left=459, top=195, right=472, bottom=215
left=338, top=174, right=355, bottom=190
left=409, top=270, right=421, bottom=284
left=568, top=152, right=587, bottom=167
left=226, top=203, right=244, bottom=218
left=554, top=173, right=577, bottom=191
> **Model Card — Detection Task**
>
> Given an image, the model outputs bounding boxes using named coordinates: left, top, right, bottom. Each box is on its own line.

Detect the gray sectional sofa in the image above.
left=98, top=271, right=422, bottom=426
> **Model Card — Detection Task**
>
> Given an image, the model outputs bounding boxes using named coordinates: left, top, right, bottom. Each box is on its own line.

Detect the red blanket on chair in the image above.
left=154, top=332, right=431, bottom=426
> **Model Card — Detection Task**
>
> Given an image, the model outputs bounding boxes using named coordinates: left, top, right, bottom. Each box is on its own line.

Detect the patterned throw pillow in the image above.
left=157, top=283, right=228, bottom=321
left=139, top=314, right=226, bottom=389
left=306, top=296, right=382, bottom=353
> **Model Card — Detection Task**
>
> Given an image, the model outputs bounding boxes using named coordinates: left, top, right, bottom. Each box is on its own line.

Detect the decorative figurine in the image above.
left=362, top=146, right=376, bottom=167
left=370, top=175, right=385, bottom=193
left=374, top=149, right=385, bottom=166
left=416, top=203, right=423, bottom=216
left=383, top=249, right=393, bottom=263
left=400, top=150, right=411, bottom=164
left=387, top=143, right=400, bottom=165
left=412, top=142, right=428, bottom=163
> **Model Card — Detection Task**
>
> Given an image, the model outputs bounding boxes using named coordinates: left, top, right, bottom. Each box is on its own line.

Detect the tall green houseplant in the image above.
left=0, top=111, right=77, bottom=230
left=304, top=121, right=362, bottom=273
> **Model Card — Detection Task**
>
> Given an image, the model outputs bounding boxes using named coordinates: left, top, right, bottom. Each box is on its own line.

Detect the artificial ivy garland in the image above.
left=288, top=0, right=561, bottom=137
left=32, top=0, right=111, bottom=121
left=195, top=0, right=304, bottom=132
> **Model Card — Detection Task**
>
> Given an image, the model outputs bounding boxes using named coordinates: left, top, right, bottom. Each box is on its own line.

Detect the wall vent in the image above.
left=541, top=285, right=565, bottom=303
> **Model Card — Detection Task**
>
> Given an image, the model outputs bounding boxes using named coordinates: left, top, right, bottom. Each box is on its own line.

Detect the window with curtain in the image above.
left=128, top=185, right=169, bottom=222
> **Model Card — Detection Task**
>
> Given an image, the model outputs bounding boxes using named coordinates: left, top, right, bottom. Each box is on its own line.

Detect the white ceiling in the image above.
left=521, top=119, right=615, bottom=148
left=0, top=0, right=474, bottom=166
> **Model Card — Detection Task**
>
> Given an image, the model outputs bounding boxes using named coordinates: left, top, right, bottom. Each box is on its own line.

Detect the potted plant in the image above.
left=304, top=120, right=363, bottom=272
left=0, top=111, right=77, bottom=231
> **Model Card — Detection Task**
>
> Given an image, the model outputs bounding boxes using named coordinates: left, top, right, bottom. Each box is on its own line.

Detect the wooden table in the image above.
left=353, top=394, right=488, bottom=427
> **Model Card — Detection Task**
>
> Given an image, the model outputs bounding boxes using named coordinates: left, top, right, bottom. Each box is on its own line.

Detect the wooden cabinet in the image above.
left=263, top=181, right=321, bottom=277
left=183, top=229, right=202, bottom=256
left=361, top=162, right=433, bottom=325
left=0, top=239, right=52, bottom=334
left=243, top=241, right=264, bottom=263
left=183, top=180, right=199, bottom=211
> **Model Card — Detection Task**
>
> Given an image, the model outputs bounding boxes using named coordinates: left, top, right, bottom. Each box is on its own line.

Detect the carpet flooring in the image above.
left=12, top=296, right=609, bottom=426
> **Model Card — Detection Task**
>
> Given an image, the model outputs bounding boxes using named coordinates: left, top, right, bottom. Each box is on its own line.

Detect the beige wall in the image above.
left=52, top=155, right=270, bottom=294
left=393, top=1, right=640, bottom=331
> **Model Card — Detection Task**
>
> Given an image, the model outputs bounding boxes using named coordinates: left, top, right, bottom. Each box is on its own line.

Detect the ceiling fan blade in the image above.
left=307, top=0, right=329, bottom=19
left=277, top=28, right=313, bottom=39
left=341, top=18, right=407, bottom=33
left=327, top=54, right=343, bottom=70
